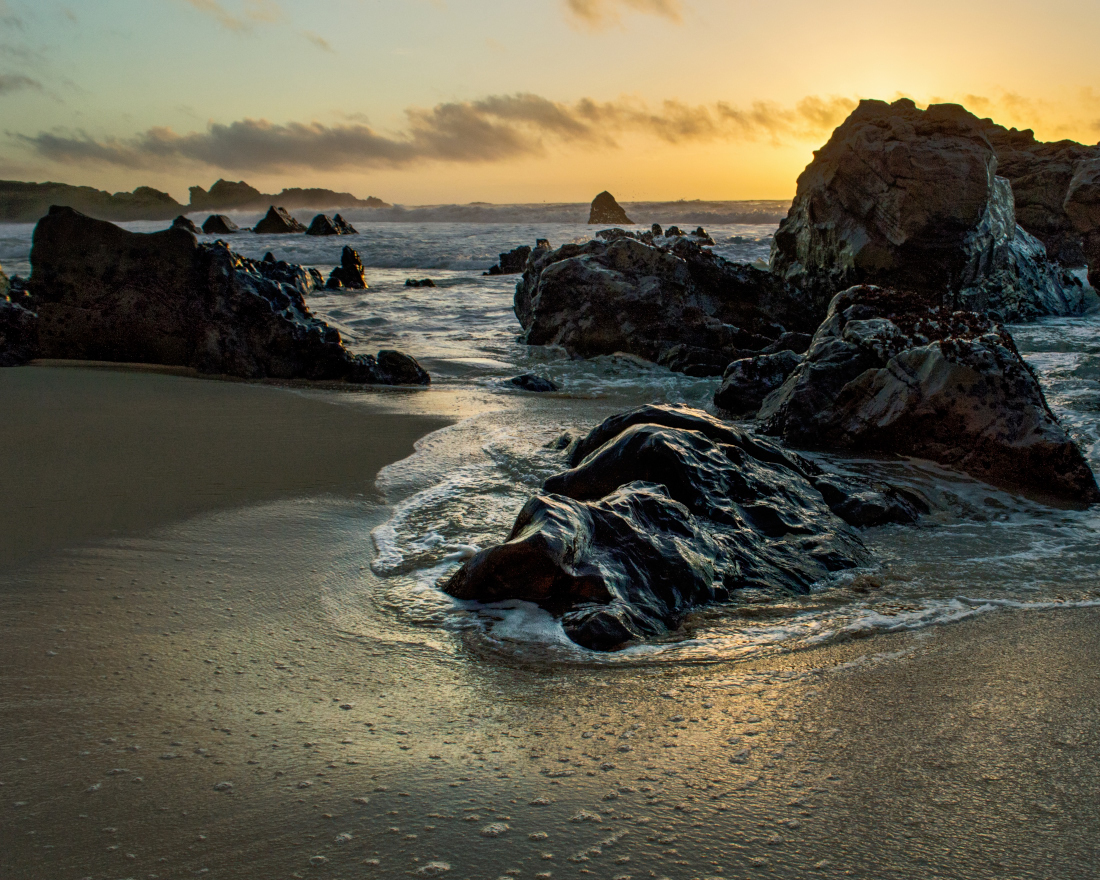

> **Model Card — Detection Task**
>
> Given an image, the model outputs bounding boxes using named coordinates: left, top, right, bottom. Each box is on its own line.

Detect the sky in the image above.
left=1, top=0, right=1099, bottom=204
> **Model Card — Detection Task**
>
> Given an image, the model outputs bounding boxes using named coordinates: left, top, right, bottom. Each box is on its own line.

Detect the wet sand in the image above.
left=2, top=366, right=1098, bottom=880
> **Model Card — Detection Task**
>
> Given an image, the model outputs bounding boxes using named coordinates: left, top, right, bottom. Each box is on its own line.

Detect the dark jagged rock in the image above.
left=254, top=206, right=307, bottom=234
left=666, top=225, right=684, bottom=237
left=507, top=373, right=559, bottom=392
left=257, top=257, right=325, bottom=293
left=771, top=99, right=1085, bottom=322
left=515, top=234, right=814, bottom=376
left=588, top=191, right=633, bottom=225
left=691, top=226, right=715, bottom=245
left=0, top=264, right=38, bottom=366
left=442, top=404, right=909, bottom=651
left=1065, top=158, right=1100, bottom=289
left=326, top=246, right=368, bottom=290
left=332, top=214, right=357, bottom=235
left=171, top=215, right=201, bottom=235
left=404, top=278, right=436, bottom=288
left=714, top=350, right=803, bottom=417
left=306, top=214, right=340, bottom=236
left=759, top=285, right=1100, bottom=503
left=202, top=214, right=240, bottom=235
left=263, top=252, right=276, bottom=263
left=485, top=245, right=533, bottom=276
left=535, top=238, right=550, bottom=250
left=651, top=223, right=663, bottom=236
left=26, top=206, right=425, bottom=385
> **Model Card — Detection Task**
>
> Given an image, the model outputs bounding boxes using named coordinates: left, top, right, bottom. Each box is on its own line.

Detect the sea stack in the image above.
left=588, top=191, right=633, bottom=225
left=201, top=214, right=240, bottom=234
left=254, top=206, right=307, bottom=234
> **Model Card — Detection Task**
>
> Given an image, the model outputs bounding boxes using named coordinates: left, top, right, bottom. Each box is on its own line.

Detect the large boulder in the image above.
left=253, top=206, right=307, bottom=234
left=326, top=246, right=368, bottom=290
left=588, top=191, right=633, bottom=225
left=202, top=214, right=240, bottom=234
left=714, top=350, right=803, bottom=417
left=1064, top=158, right=1100, bottom=289
left=171, top=215, right=201, bottom=235
left=306, top=214, right=340, bottom=236
left=485, top=245, right=532, bottom=276
left=515, top=234, right=815, bottom=376
left=758, top=285, right=1099, bottom=503
left=444, top=405, right=880, bottom=651
left=771, top=99, right=1084, bottom=322
left=26, top=206, right=425, bottom=385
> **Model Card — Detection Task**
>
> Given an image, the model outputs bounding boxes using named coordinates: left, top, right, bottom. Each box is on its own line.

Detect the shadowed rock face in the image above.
left=253, top=206, right=307, bottom=234
left=485, top=245, right=532, bottom=276
left=171, top=215, right=201, bottom=235
left=714, top=350, right=803, bottom=417
left=1065, top=158, right=1100, bottom=289
left=26, top=206, right=425, bottom=385
left=202, top=214, right=240, bottom=235
left=771, top=99, right=1084, bottom=322
left=306, top=213, right=359, bottom=236
left=326, top=246, right=367, bottom=290
left=759, top=285, right=1100, bottom=504
left=588, top=191, right=633, bottom=225
left=444, top=404, right=928, bottom=651
left=515, top=235, right=814, bottom=376
left=1, top=265, right=37, bottom=366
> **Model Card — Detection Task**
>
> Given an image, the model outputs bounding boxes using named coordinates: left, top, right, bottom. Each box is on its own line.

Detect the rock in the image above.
left=485, top=245, right=533, bottom=276
left=306, top=214, right=340, bottom=236
left=535, top=238, right=551, bottom=250
left=588, top=191, right=633, bottom=225
left=202, top=214, right=240, bottom=234
left=691, top=226, right=715, bottom=245
left=27, top=206, right=426, bottom=385
left=253, top=206, right=307, bottom=234
left=332, top=214, right=357, bottom=234
left=1064, top=158, right=1100, bottom=288
left=257, top=257, right=325, bottom=293
left=515, top=235, right=814, bottom=375
left=758, top=284, right=1099, bottom=503
left=443, top=404, right=875, bottom=651
left=405, top=278, right=436, bottom=288
left=507, top=373, right=559, bottom=392
left=666, top=226, right=684, bottom=237
left=714, top=350, right=803, bottom=417
left=263, top=251, right=276, bottom=263
left=326, top=246, right=368, bottom=290
left=1, top=262, right=38, bottom=366
left=771, top=99, right=1084, bottom=322
left=651, top=223, right=663, bottom=236
left=171, top=215, right=201, bottom=235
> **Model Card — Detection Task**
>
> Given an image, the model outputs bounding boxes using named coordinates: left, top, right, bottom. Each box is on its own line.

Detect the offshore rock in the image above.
left=588, top=191, right=633, bottom=225
left=759, top=285, right=1099, bottom=503
left=714, top=350, right=803, bottom=417
left=444, top=405, right=922, bottom=651
left=485, top=245, right=532, bottom=276
left=326, top=246, right=368, bottom=290
left=254, top=206, right=307, bottom=234
left=332, top=214, right=357, bottom=234
left=202, top=214, right=240, bottom=234
left=306, top=214, right=340, bottom=236
left=507, top=373, right=559, bottom=392
left=515, top=234, right=814, bottom=376
left=27, top=206, right=425, bottom=385
left=771, top=99, right=1084, bottom=322
left=405, top=278, right=436, bottom=288
left=171, top=215, right=201, bottom=235
left=1064, top=158, right=1100, bottom=288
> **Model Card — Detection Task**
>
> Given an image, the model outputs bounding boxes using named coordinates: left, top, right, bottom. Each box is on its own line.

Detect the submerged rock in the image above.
left=27, top=206, right=425, bottom=385
left=771, top=99, right=1084, bottom=322
left=171, top=215, right=201, bottom=234
left=326, top=246, right=368, bottom=290
left=202, top=214, right=240, bottom=234
left=507, top=373, right=559, bottom=392
left=714, top=350, right=803, bottom=417
left=759, top=285, right=1099, bottom=503
left=254, top=206, right=307, bottom=234
left=515, top=234, right=814, bottom=375
left=444, top=404, right=925, bottom=651
left=485, top=245, right=532, bottom=276
left=588, top=191, right=633, bottom=225
left=405, top=278, right=436, bottom=288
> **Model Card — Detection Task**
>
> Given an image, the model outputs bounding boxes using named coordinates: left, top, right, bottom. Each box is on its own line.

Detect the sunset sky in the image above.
left=2, top=0, right=1099, bottom=204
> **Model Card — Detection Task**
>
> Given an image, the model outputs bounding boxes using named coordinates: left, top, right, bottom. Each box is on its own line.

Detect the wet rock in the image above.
left=1, top=269, right=38, bottom=367
left=588, top=191, right=633, bottom=225
left=515, top=235, right=814, bottom=375
left=771, top=99, right=1085, bottom=322
left=253, top=206, right=307, bottom=234
left=535, top=238, right=551, bottom=250
left=326, top=246, right=368, bottom=290
left=256, top=257, right=325, bottom=293
left=28, top=206, right=426, bottom=385
left=306, top=214, right=340, bottom=236
left=333, top=214, right=357, bottom=234
left=444, top=405, right=873, bottom=651
left=666, top=225, right=684, bottom=237
left=405, top=278, right=436, bottom=288
left=651, top=223, right=663, bottom=237
left=171, top=215, right=201, bottom=235
left=759, top=284, right=1100, bottom=503
left=1064, top=158, right=1100, bottom=289
left=714, top=350, right=803, bottom=417
left=485, top=245, right=533, bottom=276
left=508, top=373, right=559, bottom=392
left=202, top=214, right=240, bottom=234
left=691, top=226, right=716, bottom=245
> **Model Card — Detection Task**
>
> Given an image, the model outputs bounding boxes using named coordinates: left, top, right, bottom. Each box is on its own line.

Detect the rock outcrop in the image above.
left=326, top=246, right=368, bottom=290
left=332, top=214, right=357, bottom=235
left=202, top=214, right=240, bottom=235
left=758, top=285, right=1099, bottom=503
left=306, top=213, right=359, bottom=236
left=171, top=215, right=201, bottom=235
left=444, top=404, right=927, bottom=651
left=714, top=350, right=803, bottom=417
left=26, top=206, right=425, bottom=385
left=771, top=99, right=1085, bottom=322
left=515, top=234, right=815, bottom=376
left=485, top=245, right=532, bottom=276
left=253, top=206, right=307, bottom=234
left=1065, top=158, right=1100, bottom=288
left=588, top=191, right=633, bottom=225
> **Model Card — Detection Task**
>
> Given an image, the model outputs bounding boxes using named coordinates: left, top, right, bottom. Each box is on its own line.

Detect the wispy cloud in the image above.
left=17, top=92, right=858, bottom=173
left=0, top=73, right=40, bottom=94
left=302, top=30, right=333, bottom=52
left=176, top=0, right=282, bottom=33
left=565, top=0, right=682, bottom=28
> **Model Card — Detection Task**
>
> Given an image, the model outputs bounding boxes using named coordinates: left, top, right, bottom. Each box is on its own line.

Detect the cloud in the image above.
left=565, top=0, right=682, bottom=27
left=302, top=30, right=333, bottom=52
left=176, top=0, right=282, bottom=32
left=0, top=73, right=40, bottom=94
left=17, top=92, right=859, bottom=173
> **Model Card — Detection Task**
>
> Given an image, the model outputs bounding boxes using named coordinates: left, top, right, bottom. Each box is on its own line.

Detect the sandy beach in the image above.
left=2, top=364, right=1097, bottom=880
